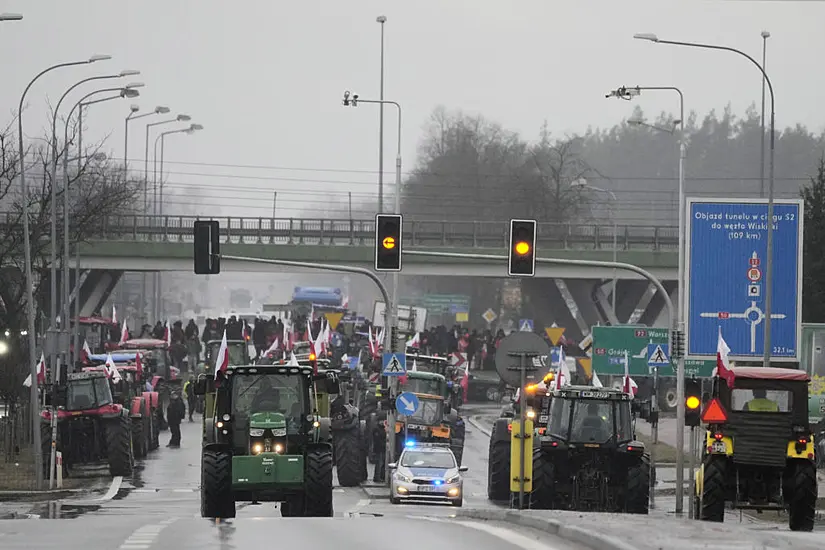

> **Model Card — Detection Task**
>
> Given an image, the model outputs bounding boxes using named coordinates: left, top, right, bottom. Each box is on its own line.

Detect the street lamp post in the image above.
left=759, top=31, right=770, bottom=199
left=125, top=106, right=171, bottom=323
left=48, top=69, right=138, bottom=368
left=571, top=180, right=618, bottom=321
left=144, top=114, right=190, bottom=322
left=343, top=90, right=401, bottom=482
left=376, top=15, right=387, bottom=213
left=633, top=34, right=776, bottom=370
left=608, top=82, right=686, bottom=512
left=55, top=86, right=139, bottom=490
left=17, top=54, right=112, bottom=490
left=153, top=124, right=203, bottom=318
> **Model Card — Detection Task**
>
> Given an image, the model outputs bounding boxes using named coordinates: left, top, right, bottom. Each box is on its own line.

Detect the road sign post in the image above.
left=685, top=198, right=803, bottom=362
left=495, top=332, right=550, bottom=511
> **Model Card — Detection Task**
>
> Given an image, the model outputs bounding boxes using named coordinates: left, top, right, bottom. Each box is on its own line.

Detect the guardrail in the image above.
left=0, top=213, right=679, bottom=251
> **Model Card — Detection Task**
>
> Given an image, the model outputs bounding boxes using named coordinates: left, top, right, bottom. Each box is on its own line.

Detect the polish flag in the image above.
left=406, top=332, right=420, bottom=349
left=118, top=321, right=129, bottom=345
left=368, top=327, right=377, bottom=358
left=164, top=321, right=171, bottom=346
left=591, top=370, right=604, bottom=388
left=622, top=351, right=639, bottom=398
left=264, top=338, right=280, bottom=357
left=105, top=354, right=123, bottom=383
left=213, top=330, right=230, bottom=379
left=714, top=327, right=735, bottom=389
left=554, top=347, right=571, bottom=390
left=342, top=295, right=349, bottom=309
left=460, top=361, right=470, bottom=402
left=112, top=305, right=117, bottom=325
left=286, top=351, right=299, bottom=367
left=134, top=352, right=143, bottom=382
left=23, top=353, right=46, bottom=387
left=80, top=340, right=92, bottom=364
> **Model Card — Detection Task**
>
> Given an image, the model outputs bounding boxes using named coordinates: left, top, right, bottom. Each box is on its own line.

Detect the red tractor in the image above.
left=71, top=316, right=118, bottom=354
left=40, top=371, right=134, bottom=478
left=82, top=352, right=161, bottom=458
left=115, top=339, right=181, bottom=430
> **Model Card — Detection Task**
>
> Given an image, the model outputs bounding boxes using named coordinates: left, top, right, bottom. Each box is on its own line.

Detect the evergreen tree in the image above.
left=801, top=157, right=825, bottom=322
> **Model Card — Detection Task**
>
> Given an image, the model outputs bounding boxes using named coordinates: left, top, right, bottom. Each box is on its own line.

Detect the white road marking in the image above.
left=119, top=518, right=178, bottom=550
left=418, top=517, right=563, bottom=550
left=173, top=489, right=194, bottom=493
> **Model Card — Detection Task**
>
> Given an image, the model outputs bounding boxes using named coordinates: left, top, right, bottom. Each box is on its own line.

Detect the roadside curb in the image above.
left=0, top=489, right=85, bottom=502
left=456, top=508, right=636, bottom=550
left=468, top=415, right=492, bottom=438
left=360, top=484, right=390, bottom=500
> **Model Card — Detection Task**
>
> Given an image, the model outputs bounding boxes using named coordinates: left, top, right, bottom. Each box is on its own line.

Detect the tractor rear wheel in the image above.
left=106, top=416, right=134, bottom=477
left=304, top=448, right=333, bottom=517
left=201, top=448, right=235, bottom=518
left=132, top=417, right=147, bottom=459
left=787, top=460, right=817, bottom=532
left=487, top=426, right=510, bottom=501
left=625, top=454, right=651, bottom=514
left=699, top=458, right=726, bottom=523
left=333, top=429, right=362, bottom=487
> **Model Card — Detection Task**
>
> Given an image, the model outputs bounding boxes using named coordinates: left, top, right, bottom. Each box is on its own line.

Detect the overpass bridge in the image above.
left=3, top=214, right=680, bottom=339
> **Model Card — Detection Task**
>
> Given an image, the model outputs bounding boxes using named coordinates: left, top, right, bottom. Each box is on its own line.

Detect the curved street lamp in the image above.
left=18, top=53, right=111, bottom=490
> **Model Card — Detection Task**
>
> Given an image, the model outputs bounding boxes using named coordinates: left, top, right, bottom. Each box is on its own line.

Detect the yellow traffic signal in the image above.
left=514, top=241, right=531, bottom=255
left=382, top=236, right=396, bottom=249
left=686, top=395, right=701, bottom=410
left=685, top=378, right=702, bottom=427
left=375, top=214, right=403, bottom=271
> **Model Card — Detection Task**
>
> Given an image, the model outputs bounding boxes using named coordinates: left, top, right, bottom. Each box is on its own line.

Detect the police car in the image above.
left=389, top=442, right=467, bottom=507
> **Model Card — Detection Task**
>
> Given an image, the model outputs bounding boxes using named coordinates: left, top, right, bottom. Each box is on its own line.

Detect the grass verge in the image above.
left=636, top=431, right=679, bottom=463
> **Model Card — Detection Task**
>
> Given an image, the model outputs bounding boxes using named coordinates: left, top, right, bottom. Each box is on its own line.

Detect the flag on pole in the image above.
left=622, top=351, right=639, bottom=397
left=714, top=327, right=735, bottom=388
left=214, top=330, right=230, bottom=379
left=112, top=305, right=117, bottom=325
left=119, top=321, right=129, bottom=345
left=23, top=353, right=46, bottom=387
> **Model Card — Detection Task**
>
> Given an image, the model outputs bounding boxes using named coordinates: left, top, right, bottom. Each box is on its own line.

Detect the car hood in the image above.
left=398, top=466, right=459, bottom=479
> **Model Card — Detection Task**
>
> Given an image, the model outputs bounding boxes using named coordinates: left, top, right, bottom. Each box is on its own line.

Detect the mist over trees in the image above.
left=362, top=104, right=825, bottom=326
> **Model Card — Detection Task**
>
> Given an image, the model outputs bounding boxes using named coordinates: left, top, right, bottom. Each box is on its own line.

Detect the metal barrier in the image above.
left=0, top=213, right=678, bottom=250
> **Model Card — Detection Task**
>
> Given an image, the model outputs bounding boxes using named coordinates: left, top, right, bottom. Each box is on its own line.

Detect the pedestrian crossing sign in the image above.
left=647, top=343, right=670, bottom=367
left=382, top=352, right=407, bottom=375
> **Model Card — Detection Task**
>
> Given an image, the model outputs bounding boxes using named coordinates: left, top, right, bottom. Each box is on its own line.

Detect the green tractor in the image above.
left=195, top=363, right=339, bottom=518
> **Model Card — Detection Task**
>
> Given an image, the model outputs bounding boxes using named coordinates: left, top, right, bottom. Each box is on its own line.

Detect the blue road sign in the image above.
left=685, top=198, right=803, bottom=361
left=519, top=319, right=534, bottom=332
left=382, top=352, right=407, bottom=375
left=395, top=392, right=420, bottom=415
left=647, top=343, right=670, bottom=367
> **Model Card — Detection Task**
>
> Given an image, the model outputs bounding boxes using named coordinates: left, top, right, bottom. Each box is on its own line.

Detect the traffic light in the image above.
left=375, top=214, right=402, bottom=271
left=508, top=219, right=537, bottom=276
left=685, top=378, right=702, bottom=427
left=193, top=220, right=220, bottom=274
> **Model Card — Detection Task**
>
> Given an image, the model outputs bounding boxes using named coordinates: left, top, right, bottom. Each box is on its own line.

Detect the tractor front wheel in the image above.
left=106, top=416, right=134, bottom=477
left=487, top=426, right=510, bottom=501
left=201, top=448, right=235, bottom=518
left=333, top=428, right=362, bottom=487
left=304, top=449, right=333, bottom=517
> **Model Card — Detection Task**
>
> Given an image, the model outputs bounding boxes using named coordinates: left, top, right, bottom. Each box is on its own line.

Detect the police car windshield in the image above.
left=400, top=450, right=455, bottom=469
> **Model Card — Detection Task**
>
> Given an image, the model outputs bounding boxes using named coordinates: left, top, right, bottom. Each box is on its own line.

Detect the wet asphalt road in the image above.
left=2, top=404, right=825, bottom=549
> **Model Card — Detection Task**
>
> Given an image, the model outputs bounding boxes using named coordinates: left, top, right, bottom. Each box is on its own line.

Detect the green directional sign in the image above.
left=403, top=294, right=471, bottom=314
left=591, top=326, right=715, bottom=377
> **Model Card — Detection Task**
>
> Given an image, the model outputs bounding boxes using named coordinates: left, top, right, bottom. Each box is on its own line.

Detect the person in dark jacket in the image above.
left=167, top=392, right=186, bottom=447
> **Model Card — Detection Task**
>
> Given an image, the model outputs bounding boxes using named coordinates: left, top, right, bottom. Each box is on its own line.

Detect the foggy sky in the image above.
left=2, top=0, right=824, bottom=220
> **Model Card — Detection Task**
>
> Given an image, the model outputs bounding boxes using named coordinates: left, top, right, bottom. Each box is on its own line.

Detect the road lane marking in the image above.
left=418, top=517, right=564, bottom=550
left=119, top=518, right=178, bottom=550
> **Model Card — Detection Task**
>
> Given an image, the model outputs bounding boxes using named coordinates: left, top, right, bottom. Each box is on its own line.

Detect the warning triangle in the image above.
left=577, top=358, right=592, bottom=379
left=324, top=312, right=344, bottom=331
left=701, top=398, right=728, bottom=423
left=545, top=327, right=565, bottom=346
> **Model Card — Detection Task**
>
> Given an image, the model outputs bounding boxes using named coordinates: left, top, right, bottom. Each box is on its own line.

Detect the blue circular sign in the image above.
left=395, top=392, right=420, bottom=416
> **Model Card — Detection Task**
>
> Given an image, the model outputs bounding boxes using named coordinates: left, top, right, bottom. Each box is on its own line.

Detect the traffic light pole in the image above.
left=688, top=425, right=696, bottom=518
left=404, top=249, right=682, bottom=509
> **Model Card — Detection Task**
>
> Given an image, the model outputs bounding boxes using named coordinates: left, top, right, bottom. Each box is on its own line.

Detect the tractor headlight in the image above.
left=252, top=443, right=263, bottom=455
left=222, top=414, right=230, bottom=421
left=249, top=428, right=264, bottom=437
left=526, top=409, right=536, bottom=420
left=271, top=427, right=287, bottom=436
left=273, top=443, right=284, bottom=454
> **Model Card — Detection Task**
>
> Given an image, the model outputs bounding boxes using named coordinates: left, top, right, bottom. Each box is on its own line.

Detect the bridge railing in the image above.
left=1, top=213, right=678, bottom=250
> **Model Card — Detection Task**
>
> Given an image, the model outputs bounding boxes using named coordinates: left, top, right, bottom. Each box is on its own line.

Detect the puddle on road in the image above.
left=25, top=501, right=102, bottom=519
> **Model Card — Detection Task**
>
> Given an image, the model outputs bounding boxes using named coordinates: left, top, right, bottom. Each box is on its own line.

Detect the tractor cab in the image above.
left=695, top=367, right=817, bottom=531
left=71, top=316, right=118, bottom=354
left=204, top=339, right=250, bottom=373
left=65, top=371, right=115, bottom=411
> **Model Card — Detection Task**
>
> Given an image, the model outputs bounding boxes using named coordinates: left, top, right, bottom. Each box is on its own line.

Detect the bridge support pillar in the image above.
left=74, top=270, right=124, bottom=318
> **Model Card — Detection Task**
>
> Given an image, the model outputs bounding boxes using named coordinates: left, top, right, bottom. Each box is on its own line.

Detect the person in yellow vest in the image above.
left=744, top=389, right=779, bottom=412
